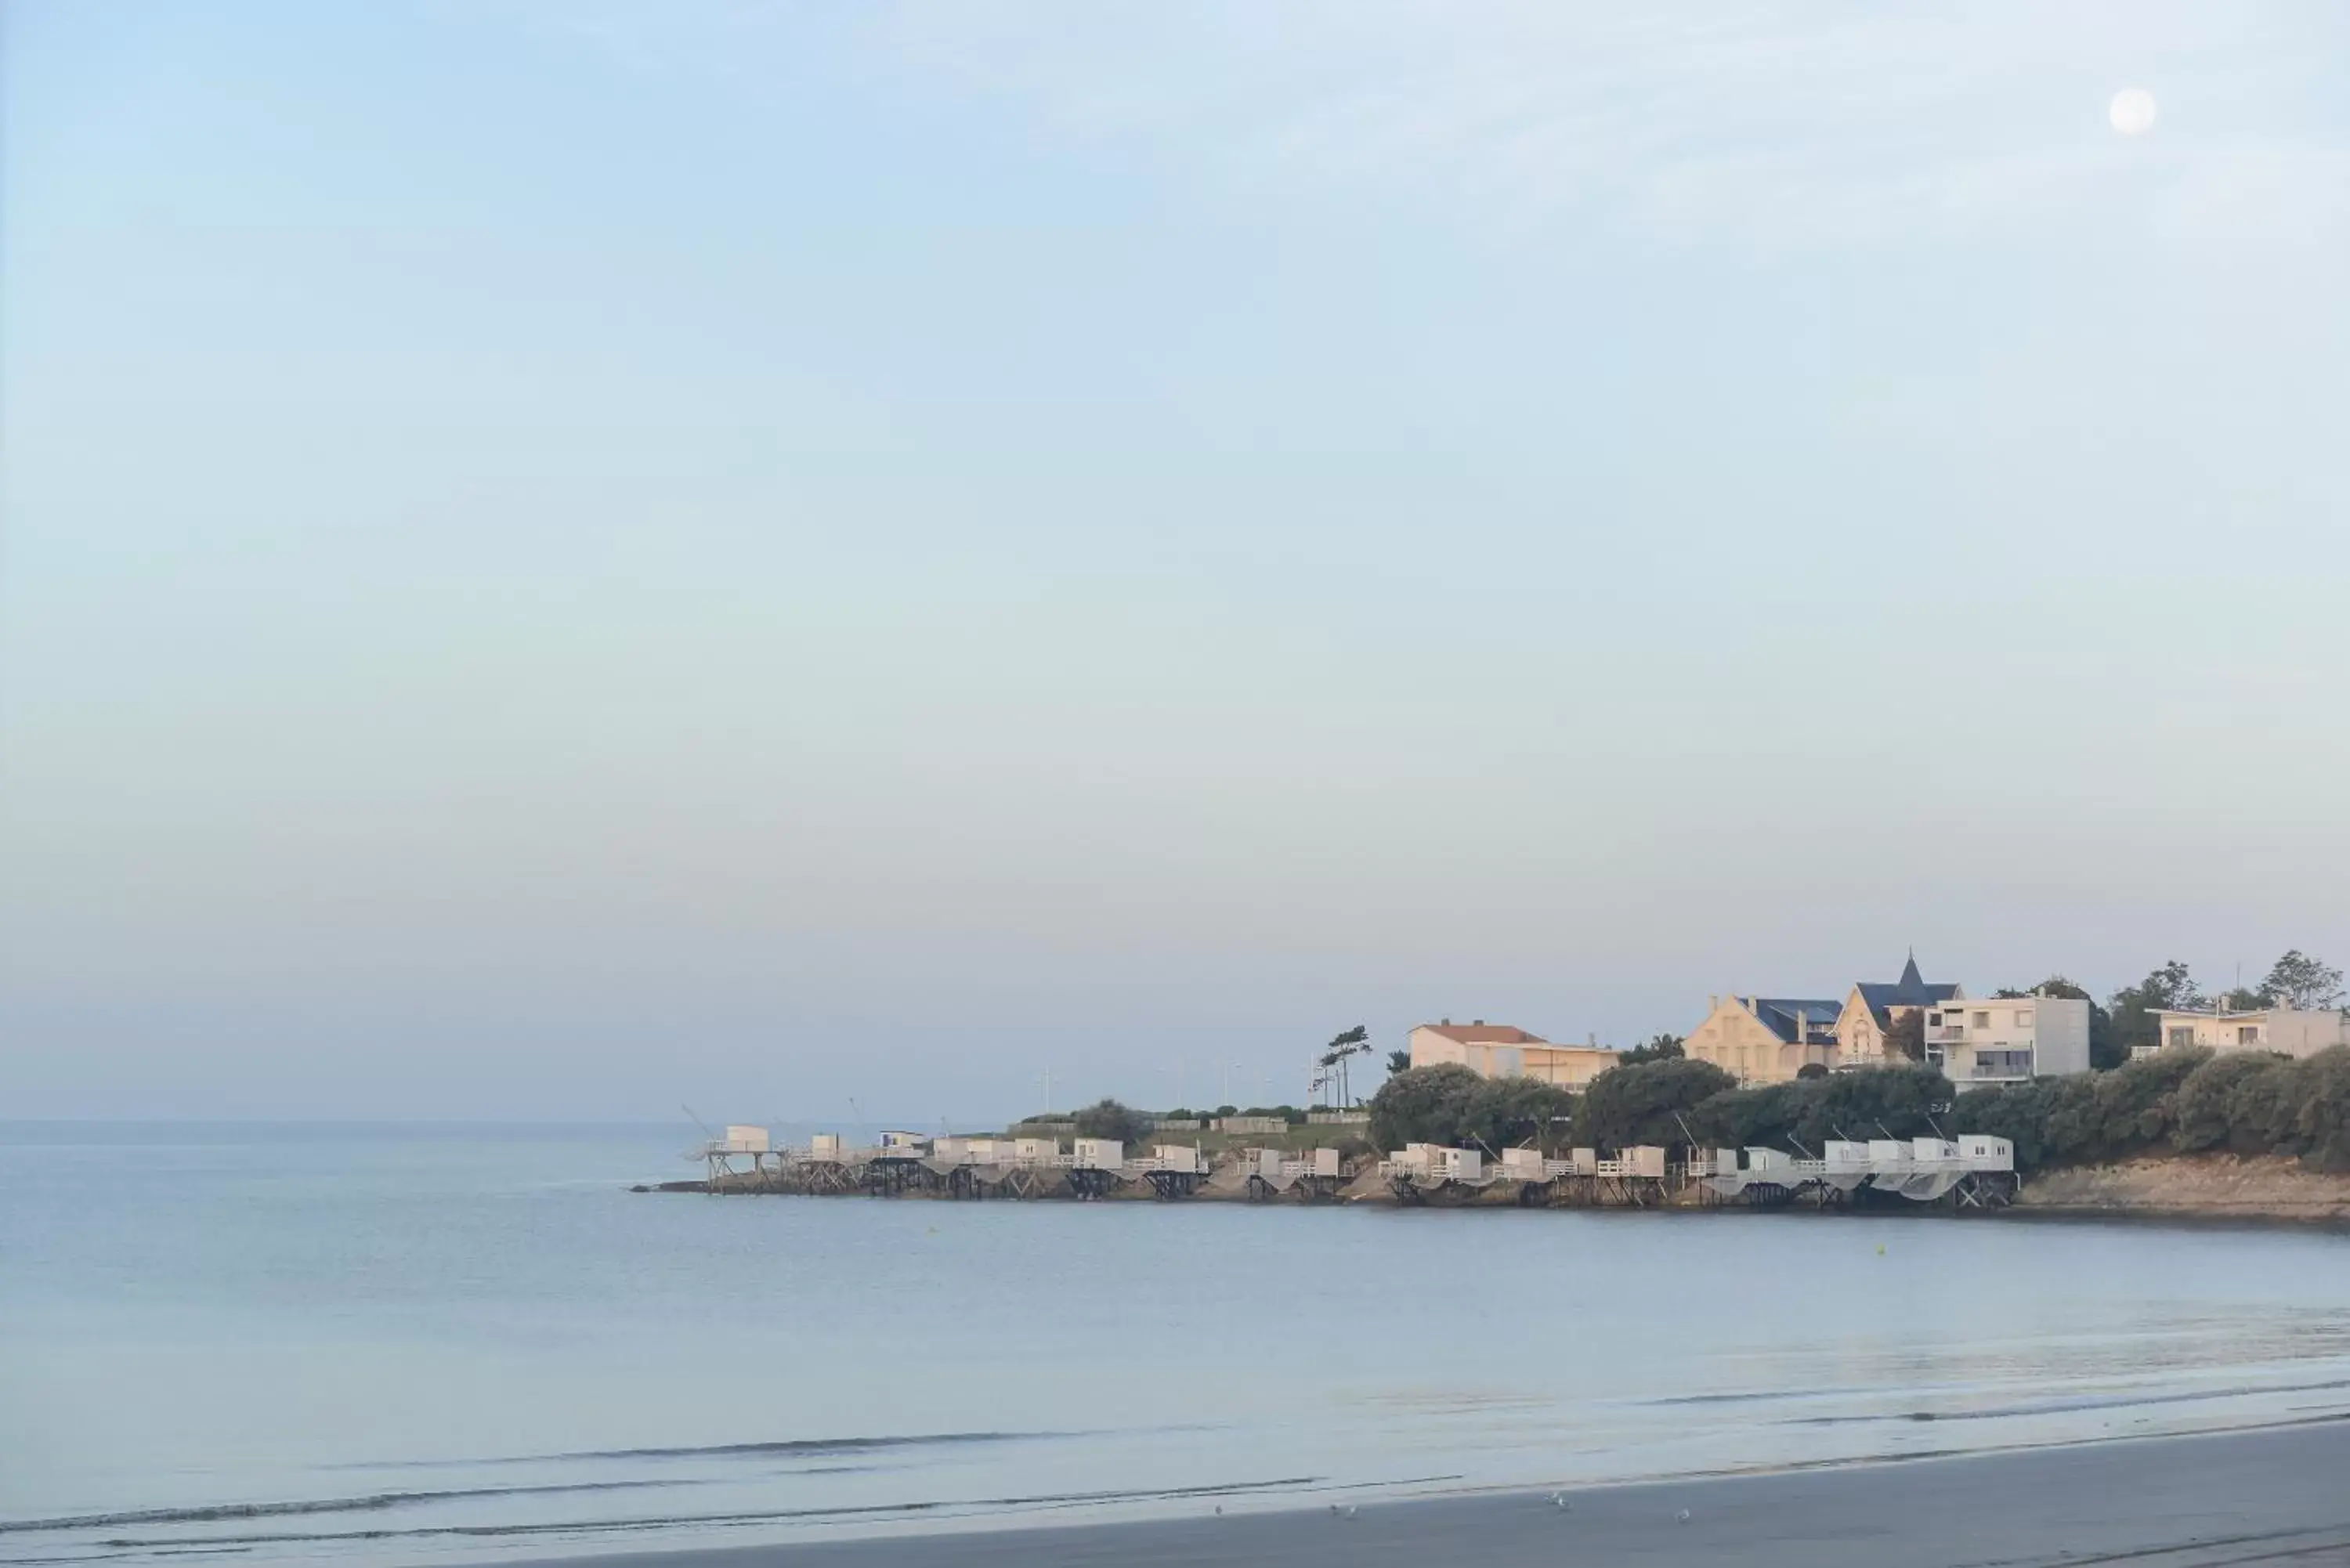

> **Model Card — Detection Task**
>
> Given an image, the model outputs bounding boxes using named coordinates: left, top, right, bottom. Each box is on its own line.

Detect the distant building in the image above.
left=1924, top=993, right=2092, bottom=1082
left=1685, top=996, right=1842, bottom=1084
left=2149, top=1006, right=2350, bottom=1060
left=1833, top=954, right=1963, bottom=1068
left=1408, top=1021, right=1619, bottom=1086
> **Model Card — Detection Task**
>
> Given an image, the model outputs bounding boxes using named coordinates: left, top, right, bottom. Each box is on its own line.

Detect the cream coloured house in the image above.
left=1408, top=1021, right=1619, bottom=1086
left=1685, top=995, right=1842, bottom=1084
left=2149, top=1006, right=2350, bottom=1059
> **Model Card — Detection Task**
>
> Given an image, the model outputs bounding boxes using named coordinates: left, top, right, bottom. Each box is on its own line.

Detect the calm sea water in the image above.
left=7, top=1123, right=2350, bottom=1568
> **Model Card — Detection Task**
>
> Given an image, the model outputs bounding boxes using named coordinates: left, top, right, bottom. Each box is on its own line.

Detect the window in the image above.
left=2015, top=1008, right=2034, bottom=1027
left=1972, top=1011, right=1991, bottom=1029
left=2167, top=1027, right=2196, bottom=1048
left=2238, top=1026, right=2260, bottom=1046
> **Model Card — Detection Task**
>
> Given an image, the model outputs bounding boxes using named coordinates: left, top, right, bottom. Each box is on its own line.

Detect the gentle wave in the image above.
left=62, top=1475, right=1356, bottom=1555
left=1779, top=1375, right=2350, bottom=1427
left=0, top=1479, right=689, bottom=1537
left=0, top=1433, right=1092, bottom=1542
left=540, top=1428, right=1078, bottom=1463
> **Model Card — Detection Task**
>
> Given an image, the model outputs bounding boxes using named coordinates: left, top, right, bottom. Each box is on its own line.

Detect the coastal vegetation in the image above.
left=1368, top=1043, right=2350, bottom=1178
left=1613, top=1033, right=1687, bottom=1066
left=1366, top=1064, right=1576, bottom=1151
left=1368, top=1058, right=1956, bottom=1158
left=1072, top=1097, right=1155, bottom=1144
left=1956, top=1046, right=2350, bottom=1174
left=1572, top=1058, right=1734, bottom=1149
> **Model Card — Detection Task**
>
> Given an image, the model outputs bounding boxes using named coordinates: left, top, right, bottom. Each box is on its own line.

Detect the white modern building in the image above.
left=2149, top=1006, right=2350, bottom=1059
left=1921, top=993, right=2092, bottom=1082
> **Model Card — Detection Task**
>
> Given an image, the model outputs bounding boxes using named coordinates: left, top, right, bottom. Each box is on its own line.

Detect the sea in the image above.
left=7, top=1122, right=2350, bottom=1568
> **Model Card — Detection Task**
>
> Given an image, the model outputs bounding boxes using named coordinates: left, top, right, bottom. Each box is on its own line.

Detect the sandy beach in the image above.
left=504, top=1419, right=2350, bottom=1568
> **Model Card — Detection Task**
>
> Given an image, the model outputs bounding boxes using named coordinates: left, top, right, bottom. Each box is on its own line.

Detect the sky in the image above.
left=3, top=2, right=2347, bottom=1122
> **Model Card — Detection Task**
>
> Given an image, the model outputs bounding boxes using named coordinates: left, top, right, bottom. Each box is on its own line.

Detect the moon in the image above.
left=2110, top=89, right=2157, bottom=135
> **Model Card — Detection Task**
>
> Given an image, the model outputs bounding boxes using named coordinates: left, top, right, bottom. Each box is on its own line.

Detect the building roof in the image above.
left=1743, top=998, right=1844, bottom=1044
left=2155, top=1005, right=2326, bottom=1021
left=1854, top=952, right=1961, bottom=1024
left=1415, top=1022, right=1544, bottom=1046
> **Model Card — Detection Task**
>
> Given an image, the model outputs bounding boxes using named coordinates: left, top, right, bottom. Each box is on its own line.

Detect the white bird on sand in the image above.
left=1677, top=1508, right=1693, bottom=1524
left=1344, top=1506, right=1358, bottom=1519
left=1552, top=1491, right=1571, bottom=1511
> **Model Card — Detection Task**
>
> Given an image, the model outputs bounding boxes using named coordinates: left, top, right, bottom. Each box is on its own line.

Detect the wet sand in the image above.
left=505, top=1418, right=2350, bottom=1568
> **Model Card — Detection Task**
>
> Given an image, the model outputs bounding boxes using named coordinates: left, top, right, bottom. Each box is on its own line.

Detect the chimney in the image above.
left=1708, top=994, right=1719, bottom=1013
left=1440, top=1017, right=1451, bottom=1026
left=1472, top=1018, right=1484, bottom=1027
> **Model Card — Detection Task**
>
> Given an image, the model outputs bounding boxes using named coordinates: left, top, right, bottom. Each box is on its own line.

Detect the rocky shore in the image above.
left=649, top=1151, right=2350, bottom=1225
left=2015, top=1153, right=2350, bottom=1224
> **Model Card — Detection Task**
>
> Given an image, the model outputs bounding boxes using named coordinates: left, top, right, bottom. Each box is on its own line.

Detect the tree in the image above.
left=2171, top=1053, right=2284, bottom=1154
left=1386, top=1049, right=1413, bottom=1075
left=1885, top=1009, right=1925, bottom=1062
left=2108, top=961, right=2205, bottom=1060
left=1696, top=1064, right=1953, bottom=1154
left=2007, top=977, right=2119, bottom=1070
left=1072, top=1097, right=1153, bottom=1144
left=1368, top=1065, right=1483, bottom=1150
left=2261, top=950, right=2345, bottom=1011
left=1571, top=1058, right=1736, bottom=1152
left=1316, top=1024, right=1374, bottom=1107
left=1457, top=1076, right=1578, bottom=1151
left=1616, top=1034, right=1686, bottom=1067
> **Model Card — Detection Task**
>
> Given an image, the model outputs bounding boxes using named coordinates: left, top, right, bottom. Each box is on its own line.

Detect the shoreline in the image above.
left=496, top=1418, right=2350, bottom=1568
left=651, top=1151, right=2350, bottom=1228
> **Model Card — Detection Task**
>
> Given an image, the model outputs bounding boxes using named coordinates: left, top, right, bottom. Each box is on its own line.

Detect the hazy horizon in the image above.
left=4, top=2, right=2345, bottom=1122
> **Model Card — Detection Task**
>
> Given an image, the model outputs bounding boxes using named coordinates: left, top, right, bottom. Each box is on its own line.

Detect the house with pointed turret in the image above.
left=1832, top=952, right=1963, bottom=1069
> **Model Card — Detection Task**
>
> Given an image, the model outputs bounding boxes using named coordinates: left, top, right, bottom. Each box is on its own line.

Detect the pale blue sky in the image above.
left=3, top=2, right=2346, bottom=1121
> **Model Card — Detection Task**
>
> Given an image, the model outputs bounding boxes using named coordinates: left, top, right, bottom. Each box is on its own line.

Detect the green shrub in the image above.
left=1458, top=1076, right=1578, bottom=1151
left=1952, top=1082, right=2052, bottom=1170
left=1072, top=1097, right=1154, bottom=1144
left=1572, top=1058, right=1737, bottom=1153
left=1690, top=1066, right=1953, bottom=1154
left=2291, top=1050, right=2350, bottom=1173
left=2171, top=1053, right=2281, bottom=1153
left=2036, top=1074, right=2102, bottom=1165
left=2224, top=1057, right=2307, bottom=1156
left=1367, top=1065, right=1483, bottom=1150
left=2085, top=1048, right=2208, bottom=1157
